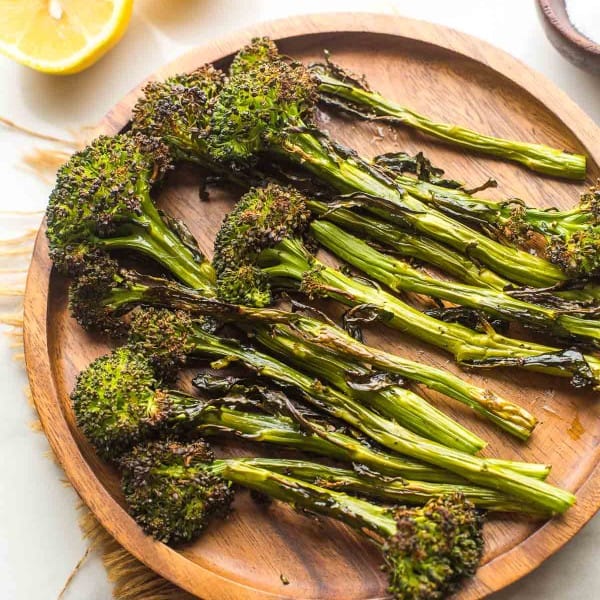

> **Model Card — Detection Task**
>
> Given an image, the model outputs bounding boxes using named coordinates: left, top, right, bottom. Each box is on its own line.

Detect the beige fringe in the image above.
left=79, top=508, right=196, bottom=600
left=57, top=547, right=92, bottom=600
left=22, top=148, right=72, bottom=183
left=0, top=247, right=34, bottom=257
left=0, top=239, right=34, bottom=263
left=30, top=419, right=44, bottom=433
left=0, top=287, right=26, bottom=296
left=0, top=229, right=37, bottom=245
left=0, top=312, right=24, bottom=328
left=0, top=121, right=197, bottom=600
left=0, top=116, right=77, bottom=147
left=0, top=209, right=44, bottom=215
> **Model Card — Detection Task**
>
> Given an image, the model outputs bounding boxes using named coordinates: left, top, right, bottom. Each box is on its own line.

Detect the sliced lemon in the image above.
left=0, top=0, right=134, bottom=74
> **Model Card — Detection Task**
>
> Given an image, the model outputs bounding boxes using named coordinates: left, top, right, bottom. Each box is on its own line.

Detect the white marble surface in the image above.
left=0, top=1, right=598, bottom=598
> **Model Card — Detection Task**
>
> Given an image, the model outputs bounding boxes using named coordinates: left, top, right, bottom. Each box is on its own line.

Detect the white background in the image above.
left=1, top=1, right=599, bottom=598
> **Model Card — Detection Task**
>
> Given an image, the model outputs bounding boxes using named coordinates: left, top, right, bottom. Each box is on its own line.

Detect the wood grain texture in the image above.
left=537, top=0, right=600, bottom=73
left=23, top=13, right=600, bottom=600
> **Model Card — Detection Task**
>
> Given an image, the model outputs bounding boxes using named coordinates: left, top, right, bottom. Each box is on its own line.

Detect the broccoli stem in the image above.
left=306, top=198, right=600, bottom=311
left=101, top=196, right=215, bottom=293
left=206, top=459, right=398, bottom=537
left=261, top=238, right=600, bottom=386
left=273, top=130, right=568, bottom=287
left=244, top=314, right=537, bottom=441
left=393, top=174, right=600, bottom=280
left=248, top=458, right=546, bottom=515
left=313, top=68, right=586, bottom=180
left=251, top=316, right=537, bottom=440
left=192, top=401, right=463, bottom=483
left=80, top=270, right=537, bottom=439
left=251, top=327, right=485, bottom=453
left=197, top=402, right=547, bottom=482
left=309, top=198, right=600, bottom=308
left=307, top=199, right=510, bottom=291
left=181, top=326, right=574, bottom=513
left=394, top=173, right=591, bottom=239
left=195, top=401, right=545, bottom=483
left=312, top=220, right=600, bottom=346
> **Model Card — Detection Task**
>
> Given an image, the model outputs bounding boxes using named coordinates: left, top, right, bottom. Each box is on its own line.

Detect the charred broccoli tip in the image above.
left=120, top=439, right=233, bottom=545
left=128, top=307, right=196, bottom=378
left=213, top=183, right=311, bottom=305
left=207, top=40, right=318, bottom=166
left=229, top=37, right=279, bottom=76
left=68, top=255, right=130, bottom=336
left=71, top=347, right=171, bottom=461
left=548, top=228, right=600, bottom=277
left=383, top=493, right=484, bottom=600
left=45, top=133, right=171, bottom=275
left=131, top=65, right=226, bottom=161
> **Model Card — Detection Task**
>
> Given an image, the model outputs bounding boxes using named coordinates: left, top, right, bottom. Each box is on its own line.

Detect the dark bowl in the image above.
left=537, top=0, right=600, bottom=73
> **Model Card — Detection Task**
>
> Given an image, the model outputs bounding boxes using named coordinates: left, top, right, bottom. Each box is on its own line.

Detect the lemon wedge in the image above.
left=0, top=0, right=134, bottom=74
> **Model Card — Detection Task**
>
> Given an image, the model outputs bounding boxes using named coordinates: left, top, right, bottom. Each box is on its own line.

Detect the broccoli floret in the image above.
left=68, top=253, right=228, bottom=336
left=47, top=133, right=171, bottom=273
left=120, top=439, right=234, bottom=545
left=131, top=66, right=225, bottom=163
left=213, top=182, right=311, bottom=305
left=578, top=185, right=600, bottom=223
left=566, top=186, right=600, bottom=275
left=71, top=347, right=171, bottom=460
left=546, top=187, right=600, bottom=276
left=549, top=228, right=600, bottom=277
left=127, top=307, right=198, bottom=378
left=213, top=182, right=311, bottom=270
left=68, top=255, right=133, bottom=336
left=229, top=36, right=279, bottom=76
left=46, top=133, right=215, bottom=292
left=384, top=493, right=483, bottom=599
left=207, top=39, right=318, bottom=167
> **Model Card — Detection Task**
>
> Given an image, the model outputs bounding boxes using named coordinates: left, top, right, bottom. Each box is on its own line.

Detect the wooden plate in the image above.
left=23, top=13, right=600, bottom=600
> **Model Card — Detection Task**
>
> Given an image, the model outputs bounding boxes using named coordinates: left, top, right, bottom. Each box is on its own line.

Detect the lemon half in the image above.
left=0, top=0, right=134, bottom=74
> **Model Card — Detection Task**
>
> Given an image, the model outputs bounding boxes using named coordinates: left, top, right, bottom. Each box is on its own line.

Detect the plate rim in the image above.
left=23, top=11, right=600, bottom=600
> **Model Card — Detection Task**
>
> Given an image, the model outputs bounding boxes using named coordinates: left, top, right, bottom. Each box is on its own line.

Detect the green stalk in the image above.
left=193, top=401, right=465, bottom=483
left=195, top=402, right=547, bottom=483
left=246, top=316, right=537, bottom=441
left=307, top=199, right=510, bottom=291
left=393, top=174, right=600, bottom=281
left=261, top=238, right=600, bottom=386
left=251, top=326, right=486, bottom=453
left=394, top=173, right=591, bottom=239
left=273, top=130, right=568, bottom=287
left=182, top=325, right=574, bottom=514
left=309, top=198, right=600, bottom=307
left=312, top=220, right=600, bottom=346
left=209, top=460, right=397, bottom=537
left=100, top=194, right=216, bottom=293
left=100, top=234, right=212, bottom=293
left=87, top=271, right=537, bottom=440
left=253, top=458, right=547, bottom=515
left=313, top=67, right=586, bottom=179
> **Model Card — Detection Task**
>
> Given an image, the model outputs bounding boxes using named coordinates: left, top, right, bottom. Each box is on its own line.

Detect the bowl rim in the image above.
left=538, top=0, right=600, bottom=56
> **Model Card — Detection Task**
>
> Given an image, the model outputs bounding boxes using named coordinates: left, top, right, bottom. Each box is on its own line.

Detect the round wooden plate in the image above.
left=23, top=12, right=600, bottom=600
